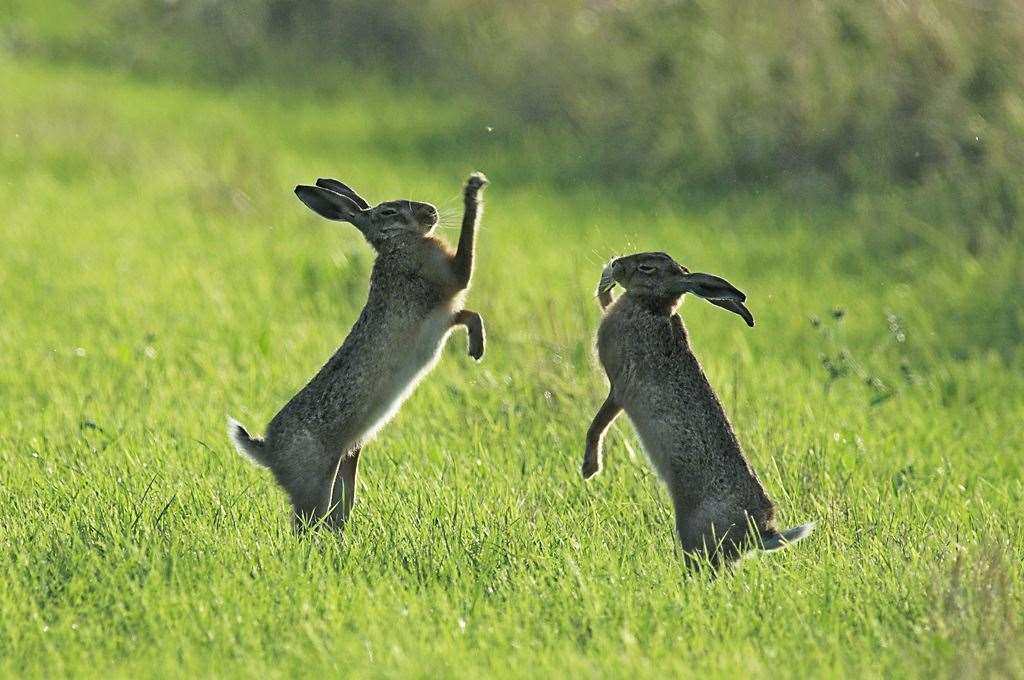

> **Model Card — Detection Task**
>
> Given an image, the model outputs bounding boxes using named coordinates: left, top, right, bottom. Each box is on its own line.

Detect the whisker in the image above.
left=434, top=195, right=461, bottom=213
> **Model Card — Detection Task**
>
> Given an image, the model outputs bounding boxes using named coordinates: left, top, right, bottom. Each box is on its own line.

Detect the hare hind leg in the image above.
left=288, top=478, right=332, bottom=533
left=275, top=434, right=335, bottom=533
left=324, top=447, right=362, bottom=533
left=672, top=496, right=747, bottom=568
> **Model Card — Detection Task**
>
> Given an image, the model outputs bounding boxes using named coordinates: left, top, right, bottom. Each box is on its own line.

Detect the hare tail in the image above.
left=227, top=416, right=270, bottom=467
left=761, top=522, right=816, bottom=552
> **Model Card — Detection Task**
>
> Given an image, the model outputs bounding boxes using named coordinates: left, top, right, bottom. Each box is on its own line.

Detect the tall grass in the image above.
left=1, top=55, right=1022, bottom=679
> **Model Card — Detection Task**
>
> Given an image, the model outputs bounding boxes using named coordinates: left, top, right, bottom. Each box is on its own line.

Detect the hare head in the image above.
left=294, top=178, right=439, bottom=248
left=597, top=252, right=754, bottom=326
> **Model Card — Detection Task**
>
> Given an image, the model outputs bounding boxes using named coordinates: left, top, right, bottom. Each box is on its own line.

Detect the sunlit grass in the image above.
left=0, top=55, right=1022, bottom=678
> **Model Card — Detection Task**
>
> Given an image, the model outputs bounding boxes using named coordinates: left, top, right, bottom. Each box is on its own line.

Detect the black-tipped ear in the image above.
left=682, top=272, right=746, bottom=303
left=674, top=272, right=752, bottom=325
left=315, top=178, right=370, bottom=210
left=707, top=298, right=755, bottom=327
left=295, top=185, right=366, bottom=224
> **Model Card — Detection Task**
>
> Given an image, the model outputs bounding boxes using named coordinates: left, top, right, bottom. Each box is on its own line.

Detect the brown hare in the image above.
left=229, top=173, right=489, bottom=532
left=584, top=252, right=813, bottom=566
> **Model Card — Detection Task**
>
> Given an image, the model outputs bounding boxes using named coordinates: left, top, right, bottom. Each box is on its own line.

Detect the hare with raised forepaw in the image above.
left=229, top=173, right=489, bottom=532
left=584, top=252, right=813, bottom=566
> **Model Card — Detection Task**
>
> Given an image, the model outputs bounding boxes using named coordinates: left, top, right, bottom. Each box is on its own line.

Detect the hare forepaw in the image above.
left=465, top=172, right=489, bottom=197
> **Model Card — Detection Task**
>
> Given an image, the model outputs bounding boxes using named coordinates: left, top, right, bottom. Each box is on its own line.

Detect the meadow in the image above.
left=2, top=21, right=1023, bottom=680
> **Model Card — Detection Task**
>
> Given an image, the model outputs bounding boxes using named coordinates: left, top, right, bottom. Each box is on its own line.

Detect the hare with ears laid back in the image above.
left=229, top=173, right=489, bottom=532
left=584, top=252, right=813, bottom=566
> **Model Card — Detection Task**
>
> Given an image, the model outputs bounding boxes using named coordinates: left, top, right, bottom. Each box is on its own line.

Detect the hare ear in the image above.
left=315, top=178, right=370, bottom=210
left=706, top=298, right=754, bottom=327
left=679, top=272, right=746, bottom=303
left=294, top=185, right=368, bottom=226
left=677, top=272, right=752, bottom=326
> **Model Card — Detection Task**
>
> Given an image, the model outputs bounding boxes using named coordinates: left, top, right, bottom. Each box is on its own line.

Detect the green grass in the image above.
left=1, top=51, right=1023, bottom=679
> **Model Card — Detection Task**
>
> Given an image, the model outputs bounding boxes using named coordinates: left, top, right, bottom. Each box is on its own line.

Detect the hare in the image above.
left=228, top=172, right=489, bottom=532
left=583, top=252, right=813, bottom=566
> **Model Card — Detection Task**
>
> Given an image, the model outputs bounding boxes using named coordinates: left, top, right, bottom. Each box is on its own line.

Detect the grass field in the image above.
left=2, top=49, right=1023, bottom=678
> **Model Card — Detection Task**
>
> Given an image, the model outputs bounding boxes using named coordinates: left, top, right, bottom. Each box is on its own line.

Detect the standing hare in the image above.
left=229, top=172, right=489, bottom=532
left=583, top=252, right=813, bottom=566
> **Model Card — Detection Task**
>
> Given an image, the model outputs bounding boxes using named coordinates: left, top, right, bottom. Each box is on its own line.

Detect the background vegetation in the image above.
left=8, top=0, right=1024, bottom=250
left=1, top=1, right=1021, bottom=677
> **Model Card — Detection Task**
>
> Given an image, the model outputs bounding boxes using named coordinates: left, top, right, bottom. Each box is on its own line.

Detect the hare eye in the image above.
left=638, top=265, right=656, bottom=274
left=380, top=209, right=397, bottom=216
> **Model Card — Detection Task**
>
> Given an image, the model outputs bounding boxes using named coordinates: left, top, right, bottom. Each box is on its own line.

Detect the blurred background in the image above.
left=8, top=0, right=1024, bottom=242
left=8, top=1, right=1024, bottom=337
left=5, top=0, right=1022, bottom=354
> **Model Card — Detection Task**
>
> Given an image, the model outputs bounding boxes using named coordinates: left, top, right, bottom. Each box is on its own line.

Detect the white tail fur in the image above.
left=761, top=522, right=816, bottom=552
left=226, top=416, right=269, bottom=467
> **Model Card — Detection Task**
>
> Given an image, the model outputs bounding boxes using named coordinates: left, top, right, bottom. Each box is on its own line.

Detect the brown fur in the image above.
left=584, top=252, right=813, bottom=566
left=229, top=173, right=489, bottom=533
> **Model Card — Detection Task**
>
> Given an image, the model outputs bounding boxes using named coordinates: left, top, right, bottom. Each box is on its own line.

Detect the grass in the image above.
left=1, top=50, right=1023, bottom=679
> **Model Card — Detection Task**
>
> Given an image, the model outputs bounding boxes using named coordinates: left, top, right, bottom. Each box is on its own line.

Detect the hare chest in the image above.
left=602, top=338, right=682, bottom=483
left=614, top=374, right=681, bottom=483
left=625, top=403, right=679, bottom=484
left=361, top=305, right=456, bottom=441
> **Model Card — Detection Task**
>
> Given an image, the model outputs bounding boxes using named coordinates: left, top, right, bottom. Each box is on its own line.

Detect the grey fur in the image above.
left=583, top=252, right=813, bottom=566
left=229, top=173, right=489, bottom=532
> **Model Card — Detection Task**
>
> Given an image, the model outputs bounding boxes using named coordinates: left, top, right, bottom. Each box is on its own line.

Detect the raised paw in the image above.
left=465, top=172, right=489, bottom=196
